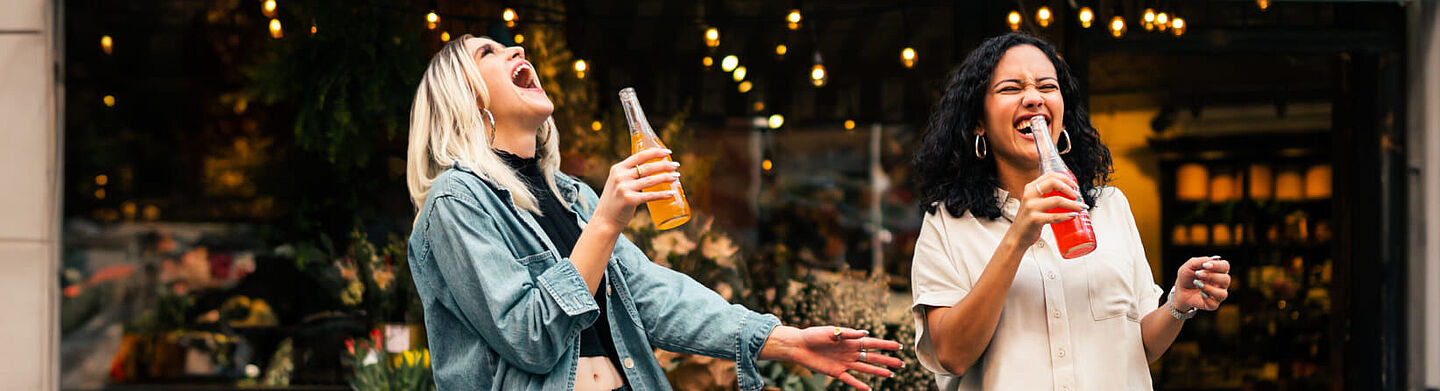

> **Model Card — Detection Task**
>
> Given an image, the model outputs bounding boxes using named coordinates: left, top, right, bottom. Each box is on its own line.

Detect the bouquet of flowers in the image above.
left=345, top=329, right=433, bottom=391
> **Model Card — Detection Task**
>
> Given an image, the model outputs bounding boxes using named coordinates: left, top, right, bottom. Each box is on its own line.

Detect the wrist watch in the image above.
left=1167, top=285, right=1198, bottom=320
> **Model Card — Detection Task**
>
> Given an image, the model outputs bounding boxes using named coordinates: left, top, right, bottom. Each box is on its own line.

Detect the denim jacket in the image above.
left=407, top=165, right=781, bottom=390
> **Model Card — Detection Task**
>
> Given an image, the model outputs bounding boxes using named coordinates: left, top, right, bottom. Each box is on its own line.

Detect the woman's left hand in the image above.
left=759, top=326, right=905, bottom=391
left=1173, top=256, right=1232, bottom=311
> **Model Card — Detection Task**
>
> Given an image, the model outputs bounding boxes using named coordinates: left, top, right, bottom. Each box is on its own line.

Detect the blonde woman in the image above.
left=404, top=35, right=904, bottom=391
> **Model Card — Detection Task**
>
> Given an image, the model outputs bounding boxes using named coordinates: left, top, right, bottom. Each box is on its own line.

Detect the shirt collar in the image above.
left=994, top=187, right=1020, bottom=222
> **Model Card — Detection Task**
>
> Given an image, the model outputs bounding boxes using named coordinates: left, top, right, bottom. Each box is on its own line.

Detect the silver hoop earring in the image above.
left=481, top=108, right=497, bottom=145
left=974, top=135, right=988, bottom=159
left=1057, top=128, right=1072, bottom=155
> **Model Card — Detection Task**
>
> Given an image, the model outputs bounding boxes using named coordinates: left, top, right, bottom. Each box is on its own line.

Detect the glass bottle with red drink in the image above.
left=1029, top=116, right=1097, bottom=259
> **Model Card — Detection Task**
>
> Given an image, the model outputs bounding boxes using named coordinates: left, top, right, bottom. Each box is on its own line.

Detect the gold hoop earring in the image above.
left=481, top=108, right=497, bottom=145
left=974, top=134, right=988, bottom=159
left=1058, top=128, right=1072, bottom=155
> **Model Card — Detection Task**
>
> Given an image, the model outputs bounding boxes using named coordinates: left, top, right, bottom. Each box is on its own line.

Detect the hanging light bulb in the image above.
left=733, top=66, right=747, bottom=82
left=573, top=59, right=588, bottom=79
left=1007, top=10, right=1022, bottom=31
left=100, top=35, right=113, bottom=55
left=262, top=0, right=277, bottom=18
left=1257, top=0, right=1270, bottom=11
left=844, top=119, right=856, bottom=130
left=426, top=11, right=439, bottom=30
left=1110, top=15, right=1126, bottom=38
left=810, top=52, right=827, bottom=87
left=441, top=31, right=451, bottom=42
left=738, top=81, right=753, bottom=93
left=591, top=120, right=603, bottom=131
left=702, top=56, right=714, bottom=68
left=901, top=47, right=916, bottom=68
left=1156, top=11, right=1169, bottom=31
left=269, top=18, right=283, bottom=38
left=775, top=44, right=787, bottom=57
left=1079, top=7, right=1094, bottom=28
left=1143, top=8, right=1156, bottom=31
left=753, top=101, right=765, bottom=111
left=502, top=8, right=516, bottom=27
left=309, top=20, right=317, bottom=35
left=768, top=114, right=785, bottom=129
left=787, top=9, right=802, bottom=30
left=704, top=27, right=720, bottom=48
left=721, top=55, right=739, bottom=72
left=1171, top=17, right=1186, bottom=36
left=103, top=95, right=116, bottom=107
left=514, top=33, right=524, bottom=44
left=1036, top=6, right=1053, bottom=28
left=762, top=159, right=773, bottom=171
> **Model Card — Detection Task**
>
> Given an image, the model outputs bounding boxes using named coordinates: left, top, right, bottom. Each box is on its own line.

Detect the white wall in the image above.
left=1408, top=1, right=1440, bottom=390
left=0, top=0, right=59, bottom=389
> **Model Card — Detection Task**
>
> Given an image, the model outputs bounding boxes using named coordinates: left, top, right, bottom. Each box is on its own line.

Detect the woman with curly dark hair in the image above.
left=908, top=33, right=1233, bottom=390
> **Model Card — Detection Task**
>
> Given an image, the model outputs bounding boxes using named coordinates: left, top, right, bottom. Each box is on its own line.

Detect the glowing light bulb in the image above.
left=100, top=35, right=113, bottom=55
left=1007, top=10, right=1022, bottom=31
left=702, top=56, right=713, bottom=68
left=513, top=33, right=524, bottom=44
left=1156, top=12, right=1169, bottom=31
left=901, top=47, right=916, bottom=68
left=1172, top=17, right=1186, bottom=36
left=768, top=114, right=784, bottom=129
left=1110, top=16, right=1126, bottom=38
left=704, top=27, right=720, bottom=48
left=103, top=95, right=115, bottom=107
left=787, top=9, right=802, bottom=30
left=1079, top=7, right=1094, bottom=28
left=738, top=81, right=752, bottom=93
left=762, top=159, right=773, bottom=171
left=1143, top=8, right=1156, bottom=31
left=844, top=120, right=856, bottom=130
left=775, top=44, right=787, bottom=56
left=573, top=59, right=588, bottom=79
left=591, top=120, right=603, bottom=131
left=441, top=31, right=450, bottom=42
left=721, top=55, right=739, bottom=72
left=1036, top=6, right=1052, bottom=28
left=262, top=0, right=277, bottom=18
left=269, top=18, right=283, bottom=38
left=1257, top=0, right=1270, bottom=11
left=426, top=12, right=439, bottom=30
left=733, top=66, right=746, bottom=82
left=502, top=8, right=516, bottom=27
left=95, top=175, right=108, bottom=186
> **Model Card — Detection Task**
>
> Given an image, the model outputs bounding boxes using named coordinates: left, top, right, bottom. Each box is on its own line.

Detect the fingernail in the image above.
left=860, top=330, right=870, bottom=335
left=1200, top=292, right=1210, bottom=300
left=1067, top=212, right=1079, bottom=218
left=889, top=373, right=896, bottom=378
left=1210, top=255, right=1222, bottom=259
left=1193, top=280, right=1205, bottom=289
left=662, top=149, right=673, bottom=154
left=1203, top=262, right=1214, bottom=269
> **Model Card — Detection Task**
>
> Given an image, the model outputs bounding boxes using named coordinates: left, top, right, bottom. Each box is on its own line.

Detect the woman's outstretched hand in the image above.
left=590, top=148, right=680, bottom=232
left=759, top=326, right=905, bottom=391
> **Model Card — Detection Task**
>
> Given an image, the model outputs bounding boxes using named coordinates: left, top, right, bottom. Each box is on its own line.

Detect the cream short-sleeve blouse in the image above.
left=910, top=186, right=1164, bottom=391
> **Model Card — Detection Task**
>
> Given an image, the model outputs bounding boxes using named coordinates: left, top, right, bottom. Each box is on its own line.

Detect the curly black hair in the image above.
left=913, top=32, right=1113, bottom=220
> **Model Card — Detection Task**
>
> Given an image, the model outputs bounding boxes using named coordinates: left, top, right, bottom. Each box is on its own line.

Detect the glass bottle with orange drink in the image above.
left=618, top=87, right=691, bottom=230
left=1028, top=116, right=1097, bottom=258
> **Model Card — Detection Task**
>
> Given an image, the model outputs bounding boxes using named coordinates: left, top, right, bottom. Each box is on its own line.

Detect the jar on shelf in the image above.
left=1304, top=164, right=1332, bottom=200
left=1249, top=164, right=1274, bottom=201
left=1177, top=163, right=1209, bottom=201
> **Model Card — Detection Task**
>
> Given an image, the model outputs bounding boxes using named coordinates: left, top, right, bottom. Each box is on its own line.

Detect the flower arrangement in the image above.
left=345, top=328, right=433, bottom=391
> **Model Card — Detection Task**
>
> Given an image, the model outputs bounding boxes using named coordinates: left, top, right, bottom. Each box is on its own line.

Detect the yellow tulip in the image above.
left=423, top=349, right=430, bottom=367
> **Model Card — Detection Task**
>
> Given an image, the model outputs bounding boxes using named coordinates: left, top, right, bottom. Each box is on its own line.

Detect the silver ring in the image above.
left=858, top=351, right=868, bottom=363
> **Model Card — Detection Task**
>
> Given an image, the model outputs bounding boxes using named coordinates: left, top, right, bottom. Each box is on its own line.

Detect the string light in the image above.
left=426, top=11, right=439, bottom=30
left=573, top=59, right=588, bottom=79
left=775, top=44, right=787, bottom=57
left=1110, top=15, right=1126, bottom=38
left=1036, top=6, right=1052, bottom=28
left=753, top=101, right=765, bottom=111
left=787, top=9, right=802, bottom=30
left=809, top=52, right=827, bottom=87
left=262, top=0, right=277, bottom=18
left=702, top=56, right=714, bottom=68
left=310, top=20, right=317, bottom=35
left=95, top=189, right=106, bottom=200
left=103, top=95, right=115, bottom=107
left=1257, top=0, right=1270, bottom=11
left=762, top=159, right=773, bottom=171
left=844, top=120, right=856, bottom=130
left=704, top=27, right=720, bottom=48
left=1172, top=17, right=1186, bottom=36
left=733, top=66, right=746, bottom=82
left=901, top=47, right=916, bottom=68
left=738, top=81, right=754, bottom=93
left=1079, top=7, right=1094, bottom=28
left=1156, top=12, right=1170, bottom=31
left=1143, top=8, right=1156, bottom=31
left=269, top=19, right=283, bottom=38
left=1007, top=10, right=1022, bottom=31
left=441, top=31, right=450, bottom=42
left=95, top=175, right=108, bottom=186
left=721, top=55, right=739, bottom=72
left=502, top=8, right=516, bottom=27
left=514, top=34, right=524, bottom=43
left=591, top=120, right=603, bottom=131
left=100, top=35, right=113, bottom=55
left=768, top=114, right=784, bottom=129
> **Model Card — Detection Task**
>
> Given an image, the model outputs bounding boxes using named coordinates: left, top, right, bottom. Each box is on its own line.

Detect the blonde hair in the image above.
left=407, top=34, right=566, bottom=216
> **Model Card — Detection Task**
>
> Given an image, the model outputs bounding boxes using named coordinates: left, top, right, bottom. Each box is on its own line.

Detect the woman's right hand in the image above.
left=590, top=148, right=681, bottom=233
left=1007, top=172, right=1088, bottom=247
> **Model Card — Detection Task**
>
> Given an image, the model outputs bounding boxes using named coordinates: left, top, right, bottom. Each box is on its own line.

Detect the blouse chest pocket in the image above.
left=1082, top=248, right=1139, bottom=321
left=515, top=251, right=557, bottom=279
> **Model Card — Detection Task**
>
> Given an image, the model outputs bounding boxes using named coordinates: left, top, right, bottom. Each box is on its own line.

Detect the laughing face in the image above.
left=978, top=44, right=1065, bottom=170
left=466, top=37, right=554, bottom=124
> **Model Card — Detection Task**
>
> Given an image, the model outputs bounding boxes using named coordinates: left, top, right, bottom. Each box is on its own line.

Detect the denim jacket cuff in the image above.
left=734, top=312, right=782, bottom=391
left=534, top=257, right=600, bottom=317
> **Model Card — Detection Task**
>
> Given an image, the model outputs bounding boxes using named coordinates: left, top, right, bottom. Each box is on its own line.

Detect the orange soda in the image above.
left=618, top=87, right=691, bottom=230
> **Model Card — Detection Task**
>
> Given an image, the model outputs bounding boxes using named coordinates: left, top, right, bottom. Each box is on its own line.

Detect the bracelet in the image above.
left=1167, top=285, right=1198, bottom=320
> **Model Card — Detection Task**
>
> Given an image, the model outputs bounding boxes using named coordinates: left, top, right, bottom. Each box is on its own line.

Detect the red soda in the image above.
left=1029, top=116, right=1097, bottom=259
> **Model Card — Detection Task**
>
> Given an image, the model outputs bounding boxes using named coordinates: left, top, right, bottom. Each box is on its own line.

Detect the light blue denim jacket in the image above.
left=407, top=165, right=781, bottom=390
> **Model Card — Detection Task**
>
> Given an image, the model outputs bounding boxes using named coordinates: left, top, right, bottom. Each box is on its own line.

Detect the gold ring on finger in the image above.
left=635, top=166, right=644, bottom=178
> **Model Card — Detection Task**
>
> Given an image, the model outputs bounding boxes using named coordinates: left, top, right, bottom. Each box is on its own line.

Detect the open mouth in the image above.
left=511, top=61, right=539, bottom=90
left=1014, top=114, right=1048, bottom=137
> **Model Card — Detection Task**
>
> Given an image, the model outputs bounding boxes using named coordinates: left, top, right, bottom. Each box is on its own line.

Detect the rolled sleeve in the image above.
left=535, top=257, right=601, bottom=317
left=735, top=311, right=782, bottom=391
